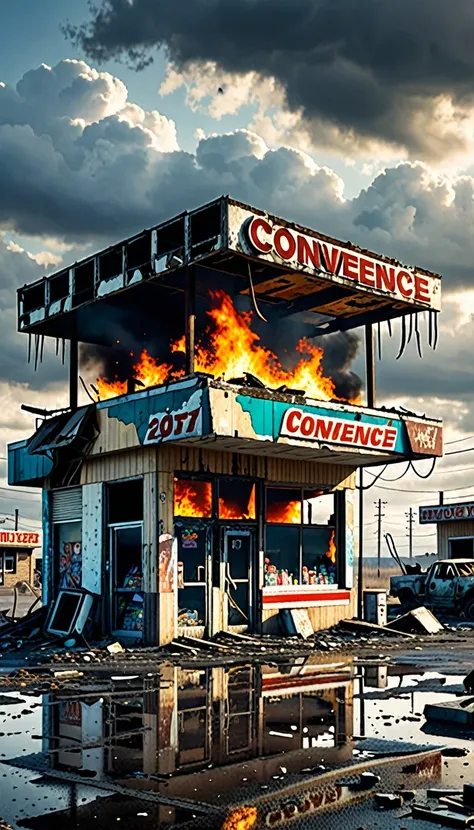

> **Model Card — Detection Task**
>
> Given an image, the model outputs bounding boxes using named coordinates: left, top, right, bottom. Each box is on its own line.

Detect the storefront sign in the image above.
left=405, top=420, right=443, bottom=456
left=280, top=408, right=399, bottom=451
left=144, top=406, right=202, bottom=445
left=420, top=502, right=474, bottom=524
left=244, top=215, right=440, bottom=310
left=0, top=530, right=40, bottom=547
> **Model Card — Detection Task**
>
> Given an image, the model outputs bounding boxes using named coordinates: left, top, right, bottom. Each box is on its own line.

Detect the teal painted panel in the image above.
left=103, top=377, right=211, bottom=445
left=236, top=394, right=411, bottom=455
left=8, top=440, right=53, bottom=486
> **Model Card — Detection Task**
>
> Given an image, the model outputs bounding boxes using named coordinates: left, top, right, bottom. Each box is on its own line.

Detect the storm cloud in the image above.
left=67, top=0, right=474, bottom=160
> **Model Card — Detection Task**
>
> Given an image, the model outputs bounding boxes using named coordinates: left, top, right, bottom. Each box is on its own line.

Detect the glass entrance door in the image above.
left=109, top=523, right=143, bottom=638
left=222, top=528, right=255, bottom=632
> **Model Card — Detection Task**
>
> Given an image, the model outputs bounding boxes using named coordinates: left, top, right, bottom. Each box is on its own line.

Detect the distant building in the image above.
left=419, top=501, right=474, bottom=558
left=0, top=529, right=41, bottom=588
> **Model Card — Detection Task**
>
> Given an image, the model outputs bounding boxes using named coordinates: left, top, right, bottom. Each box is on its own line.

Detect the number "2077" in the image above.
left=145, top=407, right=201, bottom=443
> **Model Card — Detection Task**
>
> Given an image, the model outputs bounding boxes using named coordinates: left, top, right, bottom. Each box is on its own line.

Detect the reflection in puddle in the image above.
left=0, top=656, right=461, bottom=828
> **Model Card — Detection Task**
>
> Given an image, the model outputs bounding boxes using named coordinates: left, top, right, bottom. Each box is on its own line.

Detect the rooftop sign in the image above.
left=239, top=211, right=440, bottom=311
left=420, top=503, right=474, bottom=524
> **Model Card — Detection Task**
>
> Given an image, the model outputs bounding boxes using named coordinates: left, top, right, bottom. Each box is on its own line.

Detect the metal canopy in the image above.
left=17, top=197, right=441, bottom=346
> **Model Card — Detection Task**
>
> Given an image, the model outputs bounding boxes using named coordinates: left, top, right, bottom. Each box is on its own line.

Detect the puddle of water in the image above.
left=0, top=656, right=470, bottom=829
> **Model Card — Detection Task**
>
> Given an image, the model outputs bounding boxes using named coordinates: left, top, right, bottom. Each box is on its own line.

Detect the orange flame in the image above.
left=267, top=500, right=302, bottom=524
left=219, top=484, right=256, bottom=520
left=326, top=528, right=336, bottom=563
left=96, top=290, right=359, bottom=404
left=221, top=807, right=257, bottom=830
left=174, top=478, right=212, bottom=518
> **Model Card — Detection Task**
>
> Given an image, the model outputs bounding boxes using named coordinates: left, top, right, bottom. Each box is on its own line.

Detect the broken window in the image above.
left=449, top=537, right=474, bottom=559
left=107, top=478, right=143, bottom=524
left=266, top=488, right=302, bottom=524
left=265, top=486, right=337, bottom=586
left=174, top=478, right=212, bottom=519
left=218, top=479, right=256, bottom=520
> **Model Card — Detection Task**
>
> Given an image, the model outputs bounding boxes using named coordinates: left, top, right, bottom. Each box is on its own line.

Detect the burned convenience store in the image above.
left=8, top=197, right=443, bottom=644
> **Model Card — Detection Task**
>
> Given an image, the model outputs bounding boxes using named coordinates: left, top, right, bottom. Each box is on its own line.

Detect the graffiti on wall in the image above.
left=159, top=533, right=174, bottom=593
left=59, top=541, right=82, bottom=589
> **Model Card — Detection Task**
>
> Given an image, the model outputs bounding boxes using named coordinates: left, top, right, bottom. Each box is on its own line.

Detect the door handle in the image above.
left=226, top=562, right=237, bottom=592
left=197, top=565, right=205, bottom=581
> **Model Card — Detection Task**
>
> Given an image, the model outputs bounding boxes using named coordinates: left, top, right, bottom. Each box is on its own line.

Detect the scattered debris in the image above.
left=386, top=606, right=444, bottom=635
left=106, top=642, right=125, bottom=655
left=412, top=804, right=474, bottom=827
left=374, top=792, right=404, bottom=809
left=337, top=619, right=416, bottom=639
left=425, top=698, right=474, bottom=727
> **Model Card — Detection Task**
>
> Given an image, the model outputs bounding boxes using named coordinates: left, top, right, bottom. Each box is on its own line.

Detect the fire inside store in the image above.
left=8, top=198, right=444, bottom=644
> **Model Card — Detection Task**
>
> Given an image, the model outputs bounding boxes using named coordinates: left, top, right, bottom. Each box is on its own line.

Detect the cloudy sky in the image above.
left=2, top=0, right=474, bottom=556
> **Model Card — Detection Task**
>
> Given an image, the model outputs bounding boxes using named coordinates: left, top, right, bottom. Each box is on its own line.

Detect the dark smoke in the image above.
left=80, top=292, right=362, bottom=401
left=66, top=0, right=474, bottom=158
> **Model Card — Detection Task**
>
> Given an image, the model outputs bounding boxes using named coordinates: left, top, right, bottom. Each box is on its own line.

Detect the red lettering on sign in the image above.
left=147, top=416, right=160, bottom=442
left=145, top=407, right=202, bottom=444
left=186, top=408, right=201, bottom=433
left=371, top=427, right=383, bottom=447
left=359, top=257, right=375, bottom=287
left=281, top=408, right=399, bottom=453
left=375, top=263, right=396, bottom=292
left=300, top=415, right=314, bottom=437
left=274, top=227, right=296, bottom=260
left=415, top=274, right=430, bottom=302
left=248, top=217, right=272, bottom=254
left=314, top=418, right=333, bottom=441
left=160, top=414, right=173, bottom=438
left=320, top=243, right=340, bottom=274
left=284, top=410, right=302, bottom=434
left=340, top=423, right=355, bottom=441
left=340, top=251, right=359, bottom=279
left=397, top=269, right=414, bottom=297
left=174, top=412, right=188, bottom=435
left=297, top=236, right=320, bottom=269
left=354, top=425, right=371, bottom=446
left=383, top=427, right=398, bottom=449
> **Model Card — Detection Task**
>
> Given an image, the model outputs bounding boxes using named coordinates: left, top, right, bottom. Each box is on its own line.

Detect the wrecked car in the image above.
left=390, top=559, right=474, bottom=619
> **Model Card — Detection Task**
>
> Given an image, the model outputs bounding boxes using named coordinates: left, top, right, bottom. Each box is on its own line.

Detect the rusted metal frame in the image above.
left=365, top=324, right=376, bottom=409
left=69, top=332, right=79, bottom=410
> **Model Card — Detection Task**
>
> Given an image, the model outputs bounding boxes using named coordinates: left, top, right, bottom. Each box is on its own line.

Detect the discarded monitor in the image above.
left=46, top=590, right=94, bottom=637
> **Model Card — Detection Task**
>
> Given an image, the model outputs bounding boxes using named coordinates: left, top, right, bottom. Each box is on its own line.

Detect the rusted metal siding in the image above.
left=81, top=447, right=157, bottom=484
left=83, top=444, right=356, bottom=489
left=438, top=520, right=474, bottom=558
left=159, top=445, right=356, bottom=489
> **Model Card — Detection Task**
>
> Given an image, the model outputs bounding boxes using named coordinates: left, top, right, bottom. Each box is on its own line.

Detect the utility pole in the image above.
left=374, top=499, right=387, bottom=577
left=406, top=507, right=415, bottom=559
left=14, top=509, right=19, bottom=531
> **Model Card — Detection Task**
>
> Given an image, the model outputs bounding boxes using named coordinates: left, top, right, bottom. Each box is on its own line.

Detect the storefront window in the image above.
left=174, top=479, right=212, bottom=519
left=218, top=480, right=256, bottom=520
left=3, top=553, right=16, bottom=573
left=264, top=487, right=338, bottom=587
left=266, top=488, right=302, bottom=524
left=303, top=491, right=334, bottom=525
left=108, top=479, right=143, bottom=524
left=55, top=521, right=82, bottom=589
left=302, top=527, right=337, bottom=585
left=265, top=525, right=300, bottom=586
left=177, top=523, right=208, bottom=627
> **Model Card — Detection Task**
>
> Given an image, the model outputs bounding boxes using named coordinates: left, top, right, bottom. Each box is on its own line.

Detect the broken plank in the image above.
left=412, top=805, right=474, bottom=827
left=180, top=635, right=233, bottom=651
left=338, top=619, right=416, bottom=639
